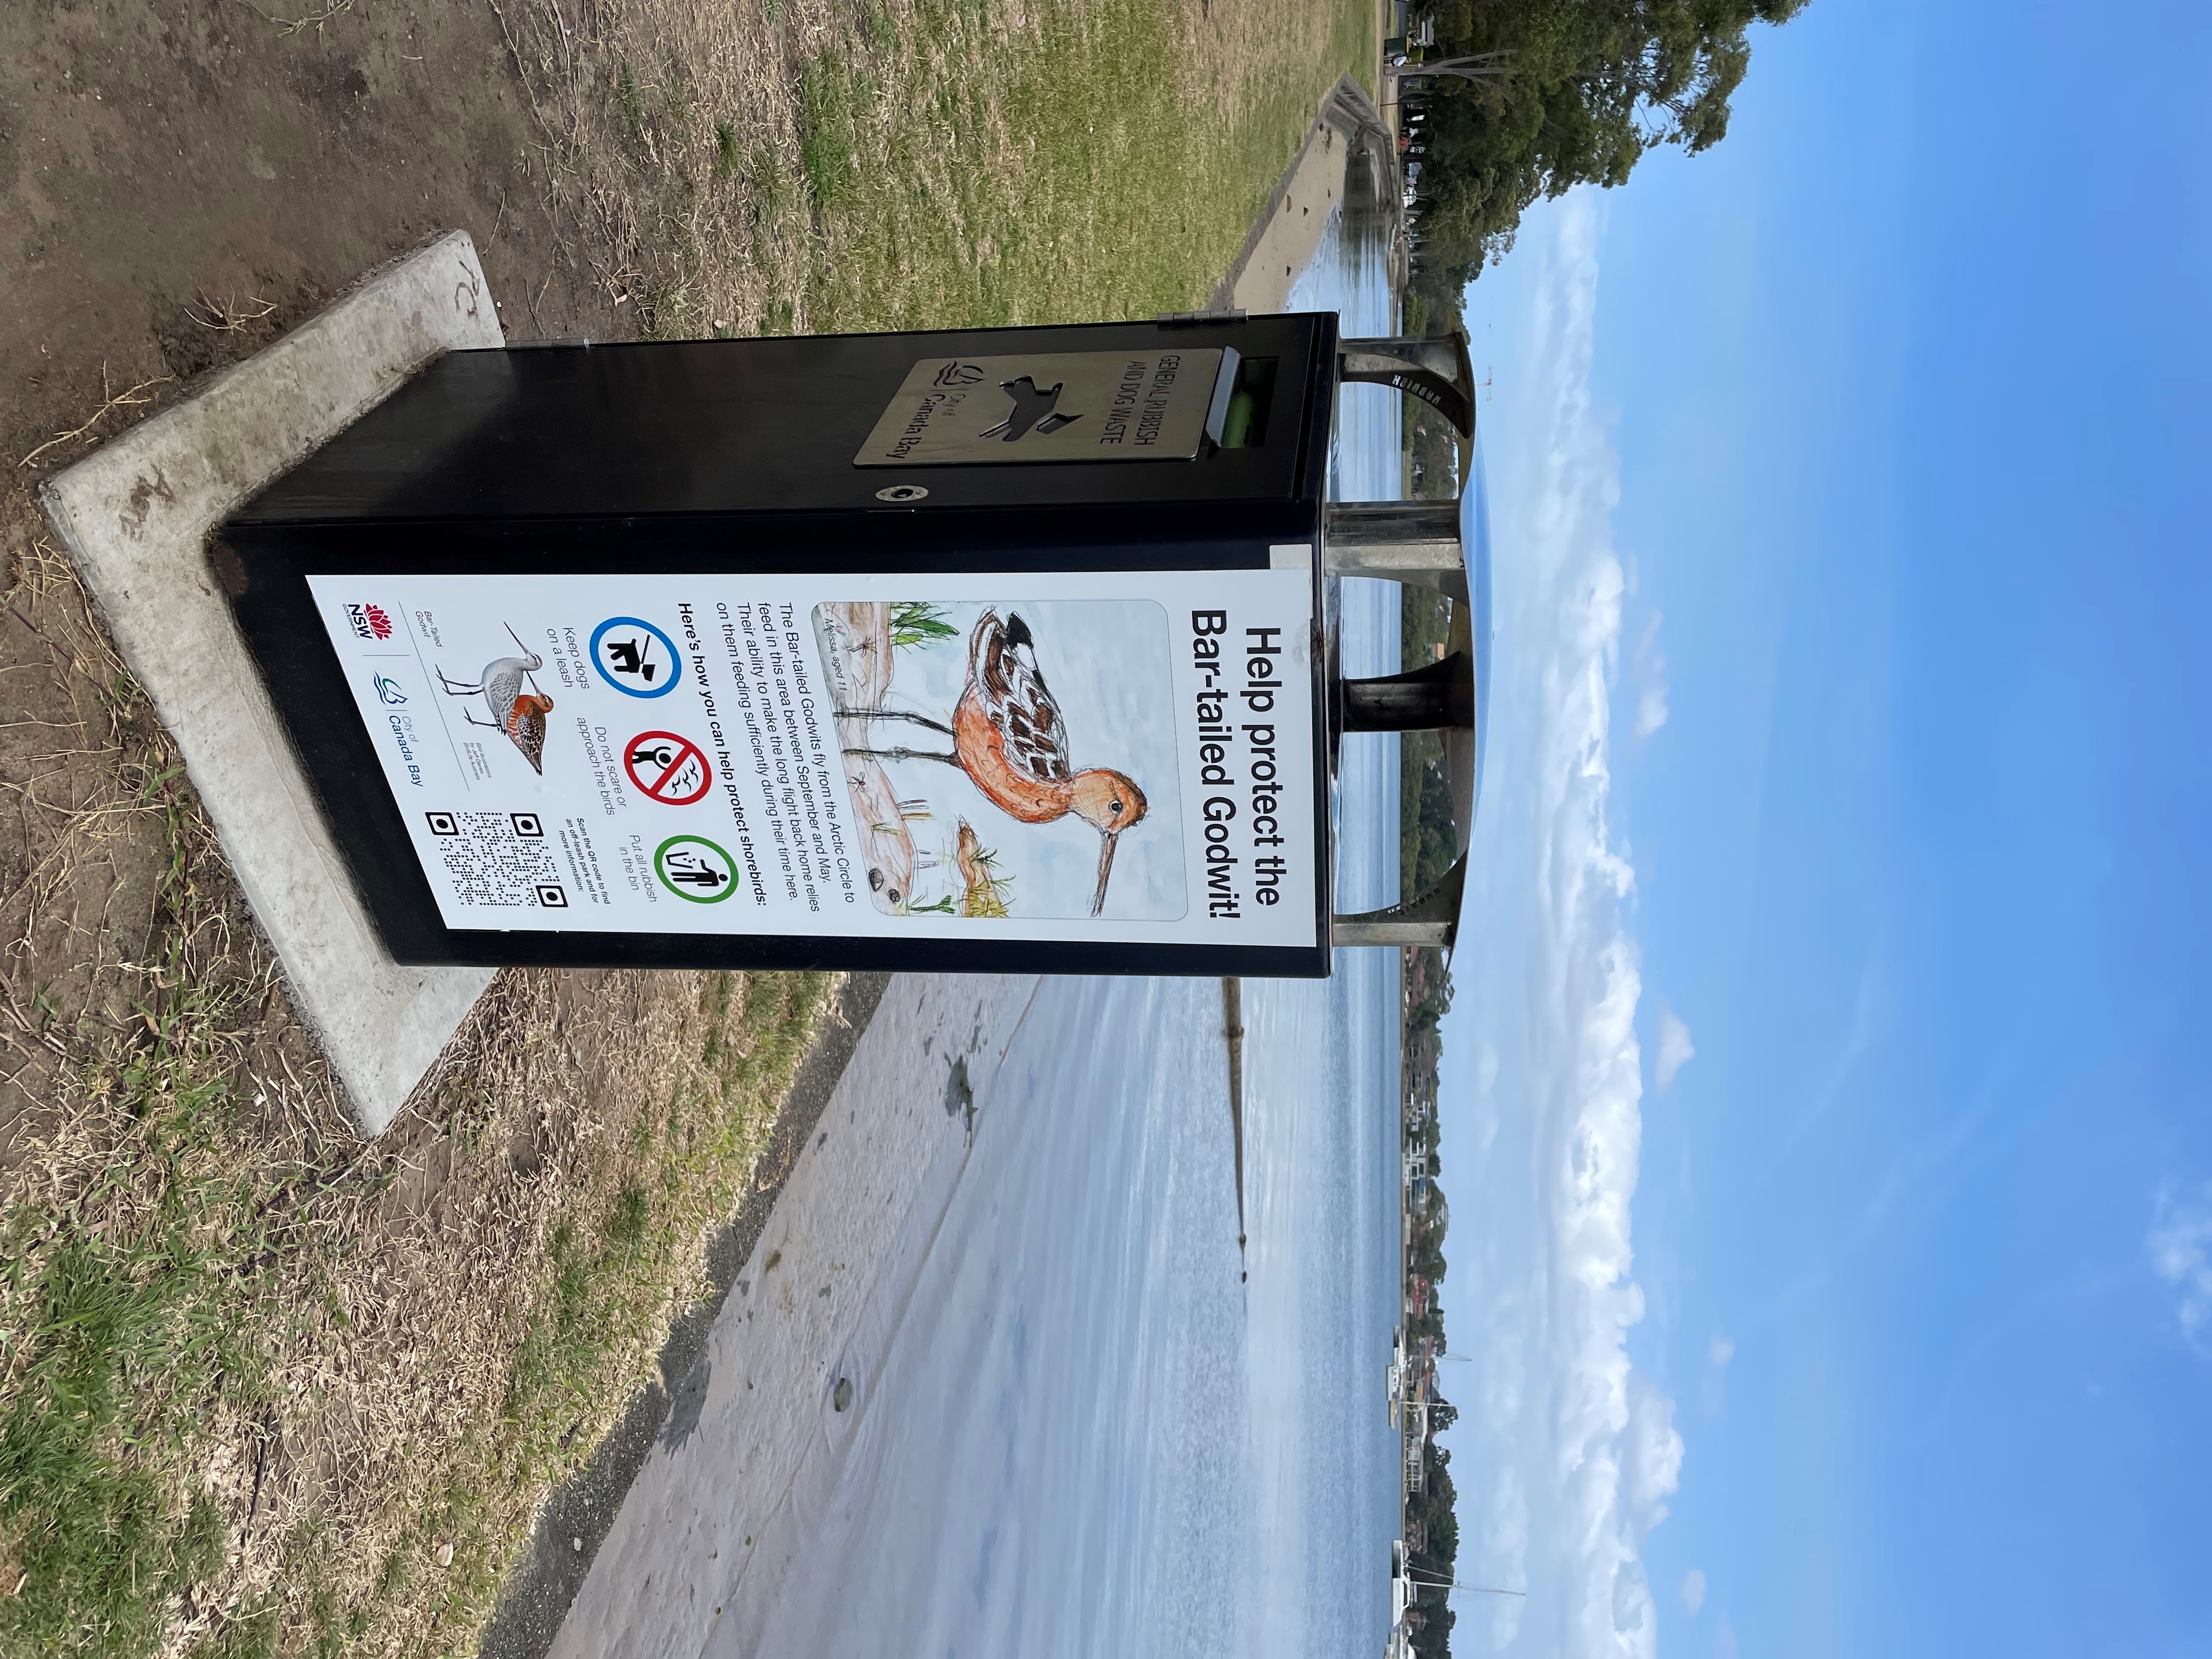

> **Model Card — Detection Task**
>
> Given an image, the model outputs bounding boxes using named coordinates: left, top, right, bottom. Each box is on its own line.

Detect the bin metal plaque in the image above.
left=855, top=349, right=1231, bottom=466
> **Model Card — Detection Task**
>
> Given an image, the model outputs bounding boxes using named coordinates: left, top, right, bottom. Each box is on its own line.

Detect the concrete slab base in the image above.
left=40, top=232, right=504, bottom=1136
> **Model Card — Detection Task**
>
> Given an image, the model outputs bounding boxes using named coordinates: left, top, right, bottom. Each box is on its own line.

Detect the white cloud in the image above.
left=1438, top=190, right=1681, bottom=1659
left=1714, top=1612, right=1739, bottom=1659
left=1679, top=1568, right=1707, bottom=1617
left=1701, top=1333, right=1734, bottom=1418
left=2148, top=1182, right=2212, bottom=1350
left=1632, top=610, right=1669, bottom=738
left=1655, top=1008, right=1696, bottom=1092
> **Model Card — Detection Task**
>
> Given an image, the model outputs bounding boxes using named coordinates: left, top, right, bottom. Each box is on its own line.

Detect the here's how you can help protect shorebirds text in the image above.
left=309, top=571, right=1318, bottom=947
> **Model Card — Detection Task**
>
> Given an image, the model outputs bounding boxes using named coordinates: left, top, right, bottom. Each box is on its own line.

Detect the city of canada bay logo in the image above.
left=589, top=617, right=678, bottom=698
left=654, top=834, right=736, bottom=902
left=345, top=602, right=395, bottom=641
left=933, top=361, right=985, bottom=387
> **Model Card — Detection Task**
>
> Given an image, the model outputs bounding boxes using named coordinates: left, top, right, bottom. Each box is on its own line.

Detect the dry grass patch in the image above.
left=492, top=0, right=1373, bottom=337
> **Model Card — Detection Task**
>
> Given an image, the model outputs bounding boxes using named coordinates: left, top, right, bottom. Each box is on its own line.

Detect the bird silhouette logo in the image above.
left=981, top=376, right=1083, bottom=444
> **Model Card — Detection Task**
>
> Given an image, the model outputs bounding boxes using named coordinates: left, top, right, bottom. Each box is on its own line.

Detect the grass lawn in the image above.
left=0, top=2, right=1374, bottom=1655
left=495, top=0, right=1374, bottom=337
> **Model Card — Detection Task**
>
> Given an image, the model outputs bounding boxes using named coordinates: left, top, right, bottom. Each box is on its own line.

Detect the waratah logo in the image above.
left=345, top=602, right=396, bottom=641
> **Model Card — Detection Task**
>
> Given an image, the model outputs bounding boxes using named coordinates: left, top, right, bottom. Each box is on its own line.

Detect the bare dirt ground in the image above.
left=3, top=0, right=610, bottom=490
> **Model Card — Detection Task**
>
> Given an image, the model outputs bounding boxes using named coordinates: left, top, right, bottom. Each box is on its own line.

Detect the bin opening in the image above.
left=1217, top=356, right=1278, bottom=449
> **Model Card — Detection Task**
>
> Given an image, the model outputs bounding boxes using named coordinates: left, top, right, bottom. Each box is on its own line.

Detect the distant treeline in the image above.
left=1406, top=1115, right=1457, bottom=1659
left=1407, top=1442, right=1460, bottom=1658
left=1404, top=939, right=1454, bottom=1657
left=1401, top=0, right=1809, bottom=330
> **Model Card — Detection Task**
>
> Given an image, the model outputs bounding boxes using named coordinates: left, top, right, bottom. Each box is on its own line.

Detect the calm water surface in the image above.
left=740, top=211, right=1402, bottom=1659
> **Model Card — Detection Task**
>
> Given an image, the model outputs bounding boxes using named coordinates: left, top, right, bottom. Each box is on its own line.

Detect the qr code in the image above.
left=433, top=812, right=562, bottom=909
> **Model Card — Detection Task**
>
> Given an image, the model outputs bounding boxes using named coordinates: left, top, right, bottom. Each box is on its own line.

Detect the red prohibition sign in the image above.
left=623, top=730, right=712, bottom=805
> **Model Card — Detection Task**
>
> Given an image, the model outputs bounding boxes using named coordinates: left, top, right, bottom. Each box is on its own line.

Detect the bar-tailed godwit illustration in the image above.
left=438, top=625, right=554, bottom=774
left=843, top=609, right=1146, bottom=916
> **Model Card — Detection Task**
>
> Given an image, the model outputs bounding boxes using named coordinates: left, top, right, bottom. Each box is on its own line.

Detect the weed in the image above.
left=615, top=59, right=648, bottom=140
left=194, top=1600, right=280, bottom=1659
left=701, top=971, right=734, bottom=1064
left=637, top=274, right=697, bottom=338
left=372, top=1541, right=410, bottom=1604
left=798, top=57, right=858, bottom=211
left=667, top=63, right=696, bottom=137
left=715, top=118, right=743, bottom=180
left=607, top=1184, right=651, bottom=1248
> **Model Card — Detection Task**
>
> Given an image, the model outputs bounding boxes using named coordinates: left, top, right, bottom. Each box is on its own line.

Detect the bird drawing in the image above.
left=980, top=376, right=1082, bottom=443
left=841, top=609, right=1146, bottom=917
left=438, top=624, right=554, bottom=774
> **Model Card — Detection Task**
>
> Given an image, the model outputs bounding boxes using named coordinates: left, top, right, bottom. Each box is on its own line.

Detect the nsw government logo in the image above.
left=345, top=602, right=396, bottom=641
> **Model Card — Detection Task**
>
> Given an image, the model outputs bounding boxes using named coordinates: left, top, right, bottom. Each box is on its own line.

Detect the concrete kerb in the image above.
left=477, top=969, right=895, bottom=1659
left=1211, top=75, right=1400, bottom=315
left=39, top=230, right=504, bottom=1136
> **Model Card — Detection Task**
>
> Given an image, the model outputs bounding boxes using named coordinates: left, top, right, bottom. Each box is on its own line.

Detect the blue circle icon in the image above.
left=589, top=617, right=679, bottom=698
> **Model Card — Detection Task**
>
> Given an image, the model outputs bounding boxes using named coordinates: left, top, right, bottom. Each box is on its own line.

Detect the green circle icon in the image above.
left=654, top=834, right=737, bottom=903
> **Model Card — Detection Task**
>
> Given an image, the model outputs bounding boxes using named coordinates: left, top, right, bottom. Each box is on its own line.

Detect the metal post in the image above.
left=1323, top=501, right=1467, bottom=599
left=1338, top=332, right=1477, bottom=438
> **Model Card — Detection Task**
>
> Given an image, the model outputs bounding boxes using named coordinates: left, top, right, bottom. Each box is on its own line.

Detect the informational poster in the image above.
left=306, top=569, right=1318, bottom=947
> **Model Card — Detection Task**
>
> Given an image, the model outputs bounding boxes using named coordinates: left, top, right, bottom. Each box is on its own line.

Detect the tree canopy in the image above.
left=1407, top=1444, right=1461, bottom=1659
left=1403, top=0, right=1809, bottom=296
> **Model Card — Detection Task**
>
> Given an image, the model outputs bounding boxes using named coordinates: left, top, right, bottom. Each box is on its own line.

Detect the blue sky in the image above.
left=1434, top=5, right=2212, bottom=1656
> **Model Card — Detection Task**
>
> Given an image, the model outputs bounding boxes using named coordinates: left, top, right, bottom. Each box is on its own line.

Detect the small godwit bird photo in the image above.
left=436, top=623, right=555, bottom=775
left=811, top=599, right=1187, bottom=921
